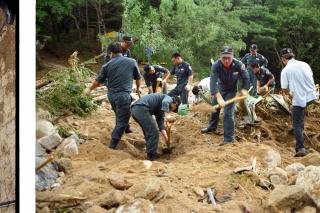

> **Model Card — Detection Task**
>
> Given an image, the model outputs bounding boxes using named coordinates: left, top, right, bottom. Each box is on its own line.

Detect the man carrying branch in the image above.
left=202, top=46, right=249, bottom=145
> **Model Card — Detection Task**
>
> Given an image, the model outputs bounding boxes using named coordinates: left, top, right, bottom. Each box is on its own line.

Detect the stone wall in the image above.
left=0, top=20, right=16, bottom=212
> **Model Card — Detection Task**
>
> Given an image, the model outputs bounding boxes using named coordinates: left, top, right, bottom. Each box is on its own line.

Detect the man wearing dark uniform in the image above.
left=131, top=94, right=181, bottom=161
left=143, top=64, right=170, bottom=94
left=251, top=62, right=275, bottom=94
left=202, top=46, right=250, bottom=145
left=104, top=35, right=133, bottom=63
left=241, top=44, right=268, bottom=96
left=168, top=52, right=193, bottom=105
left=84, top=43, right=141, bottom=149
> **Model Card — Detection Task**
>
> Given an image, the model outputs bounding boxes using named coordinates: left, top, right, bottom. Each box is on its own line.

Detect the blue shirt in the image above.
left=143, top=65, right=169, bottom=91
left=256, top=67, right=275, bottom=87
left=96, top=54, right=141, bottom=94
left=171, top=61, right=192, bottom=87
left=241, top=53, right=268, bottom=70
left=210, top=59, right=250, bottom=95
left=131, top=93, right=173, bottom=130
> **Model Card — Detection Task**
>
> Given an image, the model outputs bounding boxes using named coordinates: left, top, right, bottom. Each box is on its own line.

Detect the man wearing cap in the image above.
left=280, top=48, right=317, bottom=157
left=131, top=94, right=181, bottom=161
left=201, top=46, right=249, bottom=145
left=168, top=52, right=193, bottom=106
left=251, top=62, right=275, bottom=95
left=84, top=42, right=142, bottom=149
left=241, top=44, right=268, bottom=96
left=143, top=64, right=171, bottom=94
left=104, top=35, right=133, bottom=63
left=192, top=77, right=211, bottom=104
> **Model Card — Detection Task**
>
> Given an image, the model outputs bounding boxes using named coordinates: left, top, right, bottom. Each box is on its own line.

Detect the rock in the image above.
left=81, top=201, right=94, bottom=211
left=234, top=165, right=253, bottom=174
left=266, top=185, right=305, bottom=213
left=143, top=160, right=152, bottom=170
left=55, top=158, right=72, bottom=172
left=38, top=206, right=50, bottom=213
left=38, top=133, right=62, bottom=150
left=115, top=199, right=155, bottom=213
left=213, top=204, right=223, bottom=212
left=265, top=167, right=288, bottom=185
left=60, top=138, right=79, bottom=157
left=36, top=157, right=59, bottom=191
left=36, top=142, right=46, bottom=157
left=285, top=163, right=305, bottom=176
left=296, top=206, right=317, bottom=213
left=296, top=166, right=320, bottom=208
left=96, top=190, right=125, bottom=209
left=36, top=120, right=56, bottom=139
left=108, top=172, right=133, bottom=190
left=257, top=178, right=272, bottom=190
left=58, top=172, right=65, bottom=177
left=127, top=178, right=161, bottom=200
left=263, top=149, right=281, bottom=168
left=69, top=131, right=81, bottom=146
left=87, top=205, right=108, bottom=213
left=36, top=107, right=52, bottom=122
left=298, top=152, right=320, bottom=166
left=193, top=186, right=204, bottom=197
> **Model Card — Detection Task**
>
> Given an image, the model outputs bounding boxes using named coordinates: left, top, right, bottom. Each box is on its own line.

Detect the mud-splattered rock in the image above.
left=263, top=149, right=281, bottom=168
left=36, top=119, right=56, bottom=139
left=38, top=132, right=62, bottom=150
left=296, top=166, right=320, bottom=208
left=87, top=205, right=108, bottom=213
left=115, top=199, right=155, bottom=213
left=265, top=167, right=288, bottom=185
left=296, top=206, right=317, bottom=213
left=266, top=185, right=304, bottom=213
left=55, top=158, right=72, bottom=172
left=193, top=186, right=204, bottom=197
left=96, top=190, right=125, bottom=209
left=108, top=172, right=133, bottom=190
left=285, top=163, right=305, bottom=176
left=60, top=138, right=78, bottom=157
left=127, top=178, right=161, bottom=200
left=298, top=152, right=320, bottom=166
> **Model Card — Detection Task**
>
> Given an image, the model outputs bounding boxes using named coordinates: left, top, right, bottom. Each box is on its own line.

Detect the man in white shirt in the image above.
left=280, top=48, right=317, bottom=157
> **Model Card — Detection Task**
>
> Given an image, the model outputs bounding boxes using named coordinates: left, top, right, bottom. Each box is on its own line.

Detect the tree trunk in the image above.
left=70, top=13, right=82, bottom=41
left=86, top=0, right=89, bottom=41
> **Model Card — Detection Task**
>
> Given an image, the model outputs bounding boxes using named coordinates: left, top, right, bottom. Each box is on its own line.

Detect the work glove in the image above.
left=83, top=87, right=92, bottom=96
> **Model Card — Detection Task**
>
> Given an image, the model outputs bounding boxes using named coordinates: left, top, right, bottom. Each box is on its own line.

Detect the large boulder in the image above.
left=36, top=157, right=59, bottom=190
left=108, top=172, right=133, bottom=190
left=36, top=107, right=53, bottom=122
left=265, top=167, right=288, bottom=185
left=115, top=199, right=155, bottom=213
left=296, top=166, right=320, bottom=208
left=59, top=138, right=79, bottom=157
left=285, top=163, right=305, bottom=177
left=266, top=185, right=305, bottom=213
left=127, top=178, right=161, bottom=200
left=36, top=120, right=56, bottom=139
left=38, top=133, right=62, bottom=150
left=95, top=190, right=126, bottom=209
left=263, top=149, right=281, bottom=168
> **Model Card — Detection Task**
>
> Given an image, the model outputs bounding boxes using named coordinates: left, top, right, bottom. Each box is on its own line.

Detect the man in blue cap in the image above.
left=168, top=52, right=193, bottom=106
left=143, top=64, right=170, bottom=94
left=131, top=94, right=181, bottom=161
left=251, top=62, right=275, bottom=95
left=280, top=48, right=317, bottom=157
left=84, top=42, right=142, bottom=149
left=241, top=44, right=268, bottom=96
left=201, top=46, right=250, bottom=145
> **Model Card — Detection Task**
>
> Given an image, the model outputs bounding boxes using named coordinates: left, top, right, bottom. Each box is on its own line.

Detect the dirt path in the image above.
left=38, top=93, right=320, bottom=212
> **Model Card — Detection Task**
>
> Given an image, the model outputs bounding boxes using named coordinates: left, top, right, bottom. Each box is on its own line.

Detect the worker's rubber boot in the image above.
left=201, top=127, right=214, bottom=134
left=147, top=153, right=161, bottom=161
left=109, top=139, right=120, bottom=150
left=295, top=148, right=307, bottom=157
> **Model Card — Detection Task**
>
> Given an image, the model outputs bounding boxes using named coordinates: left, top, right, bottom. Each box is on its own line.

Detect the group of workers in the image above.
left=84, top=35, right=318, bottom=160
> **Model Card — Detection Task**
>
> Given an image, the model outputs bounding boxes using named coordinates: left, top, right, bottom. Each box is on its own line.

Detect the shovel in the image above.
left=212, top=95, right=248, bottom=112
left=162, top=119, right=175, bottom=154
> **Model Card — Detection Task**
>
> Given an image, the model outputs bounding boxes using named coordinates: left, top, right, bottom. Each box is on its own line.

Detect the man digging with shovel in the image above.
left=130, top=93, right=181, bottom=161
left=201, top=46, right=250, bottom=145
